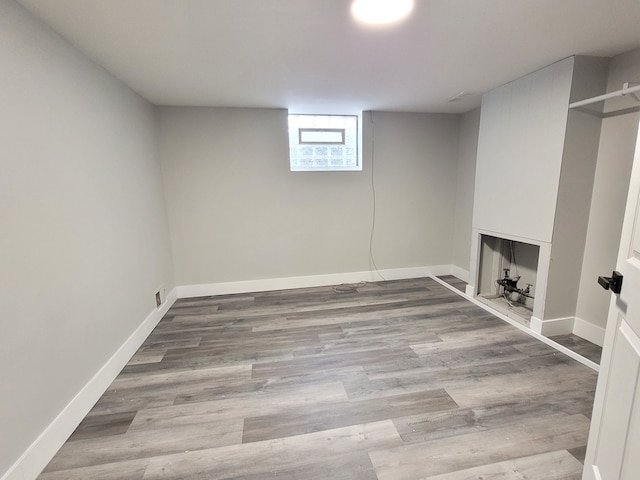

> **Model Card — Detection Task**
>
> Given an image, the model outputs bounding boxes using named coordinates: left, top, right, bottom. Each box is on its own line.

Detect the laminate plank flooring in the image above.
left=436, top=275, right=467, bottom=293
left=548, top=334, right=603, bottom=364
left=437, top=274, right=603, bottom=365
left=39, top=278, right=597, bottom=480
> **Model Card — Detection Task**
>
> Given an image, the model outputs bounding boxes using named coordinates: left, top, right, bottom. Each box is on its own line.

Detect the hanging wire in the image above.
left=332, top=282, right=367, bottom=293
left=510, top=240, right=519, bottom=277
left=332, top=112, right=384, bottom=294
left=368, top=111, right=386, bottom=281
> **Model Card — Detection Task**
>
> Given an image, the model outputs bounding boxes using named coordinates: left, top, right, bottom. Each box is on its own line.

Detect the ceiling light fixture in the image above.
left=351, top=0, right=414, bottom=25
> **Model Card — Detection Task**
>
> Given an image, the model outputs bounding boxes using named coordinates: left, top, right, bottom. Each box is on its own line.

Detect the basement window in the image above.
left=288, top=114, right=361, bottom=171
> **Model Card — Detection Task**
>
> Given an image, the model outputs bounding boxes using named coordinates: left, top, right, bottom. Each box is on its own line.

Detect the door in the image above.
left=583, top=121, right=640, bottom=480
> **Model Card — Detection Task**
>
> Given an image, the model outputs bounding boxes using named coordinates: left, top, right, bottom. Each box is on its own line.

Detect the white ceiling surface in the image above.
left=16, top=0, right=640, bottom=113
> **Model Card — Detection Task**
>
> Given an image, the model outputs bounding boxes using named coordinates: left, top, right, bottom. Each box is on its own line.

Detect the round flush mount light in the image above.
left=351, top=0, right=414, bottom=25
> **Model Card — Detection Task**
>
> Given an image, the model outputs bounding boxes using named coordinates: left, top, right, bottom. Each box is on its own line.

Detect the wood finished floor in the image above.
left=437, top=275, right=603, bottom=364
left=39, top=278, right=598, bottom=480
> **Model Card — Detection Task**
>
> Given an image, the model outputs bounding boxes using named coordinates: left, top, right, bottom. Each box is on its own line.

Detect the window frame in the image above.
left=288, top=113, right=362, bottom=172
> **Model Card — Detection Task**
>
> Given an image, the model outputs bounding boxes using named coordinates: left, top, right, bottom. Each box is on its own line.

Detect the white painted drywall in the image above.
left=575, top=48, right=640, bottom=330
left=158, top=108, right=460, bottom=286
left=0, top=0, right=174, bottom=476
left=367, top=112, right=461, bottom=271
left=543, top=56, right=609, bottom=321
left=452, top=108, right=480, bottom=277
left=473, top=58, right=574, bottom=243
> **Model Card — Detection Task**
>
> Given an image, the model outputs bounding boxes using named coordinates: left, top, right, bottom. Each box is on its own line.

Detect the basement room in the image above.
left=2, top=1, right=640, bottom=479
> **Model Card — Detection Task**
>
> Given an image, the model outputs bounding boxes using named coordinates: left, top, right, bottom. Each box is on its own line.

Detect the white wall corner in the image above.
left=573, top=317, right=606, bottom=347
left=176, top=266, right=453, bottom=299
left=467, top=229, right=481, bottom=297
left=530, top=315, right=575, bottom=337
left=1, top=288, right=177, bottom=480
left=449, top=265, right=470, bottom=283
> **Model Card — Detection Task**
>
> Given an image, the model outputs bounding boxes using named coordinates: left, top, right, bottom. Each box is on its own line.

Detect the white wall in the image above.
left=0, top=0, right=174, bottom=477
left=159, top=108, right=460, bottom=287
left=473, top=58, right=574, bottom=243
left=575, top=48, right=640, bottom=335
left=543, top=56, right=609, bottom=321
left=452, top=108, right=480, bottom=277
left=366, top=112, right=461, bottom=272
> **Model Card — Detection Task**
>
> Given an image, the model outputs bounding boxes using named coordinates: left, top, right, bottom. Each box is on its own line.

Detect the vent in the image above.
left=447, top=91, right=478, bottom=103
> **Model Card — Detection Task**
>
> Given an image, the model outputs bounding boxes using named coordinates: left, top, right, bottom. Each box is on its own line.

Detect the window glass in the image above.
left=288, top=114, right=361, bottom=171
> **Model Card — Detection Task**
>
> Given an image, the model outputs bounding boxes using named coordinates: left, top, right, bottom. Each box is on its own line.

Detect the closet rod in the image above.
left=569, top=83, right=640, bottom=109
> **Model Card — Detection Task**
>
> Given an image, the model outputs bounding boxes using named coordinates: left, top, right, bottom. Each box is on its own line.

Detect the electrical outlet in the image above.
left=155, top=291, right=162, bottom=308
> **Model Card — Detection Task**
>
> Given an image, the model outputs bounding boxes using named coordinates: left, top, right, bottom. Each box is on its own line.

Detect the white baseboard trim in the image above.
left=465, top=284, right=475, bottom=297
left=530, top=316, right=575, bottom=337
left=176, top=265, right=456, bottom=298
left=431, top=276, right=599, bottom=372
left=1, top=288, right=177, bottom=480
left=573, top=317, right=606, bottom=347
left=449, top=265, right=470, bottom=283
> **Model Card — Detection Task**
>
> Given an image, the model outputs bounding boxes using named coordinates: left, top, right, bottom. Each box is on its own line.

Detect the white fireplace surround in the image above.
left=467, top=228, right=555, bottom=332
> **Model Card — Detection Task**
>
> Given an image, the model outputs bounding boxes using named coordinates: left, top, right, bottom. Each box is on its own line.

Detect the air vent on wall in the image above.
left=447, top=91, right=478, bottom=103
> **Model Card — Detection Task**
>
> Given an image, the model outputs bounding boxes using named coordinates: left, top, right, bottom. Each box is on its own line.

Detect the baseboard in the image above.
left=573, top=317, right=606, bottom=347
left=176, top=265, right=456, bottom=298
left=1, top=288, right=177, bottom=480
left=530, top=316, right=575, bottom=337
left=449, top=265, right=470, bottom=283
left=465, top=284, right=475, bottom=297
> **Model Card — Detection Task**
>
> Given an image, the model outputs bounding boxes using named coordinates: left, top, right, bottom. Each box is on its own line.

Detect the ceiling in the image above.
left=16, top=0, right=640, bottom=114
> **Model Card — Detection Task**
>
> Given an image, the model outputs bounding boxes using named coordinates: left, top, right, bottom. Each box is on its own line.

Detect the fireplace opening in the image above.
left=477, top=235, right=539, bottom=326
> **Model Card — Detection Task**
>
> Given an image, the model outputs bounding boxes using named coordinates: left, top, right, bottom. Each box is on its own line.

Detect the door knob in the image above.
left=598, top=271, right=623, bottom=294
